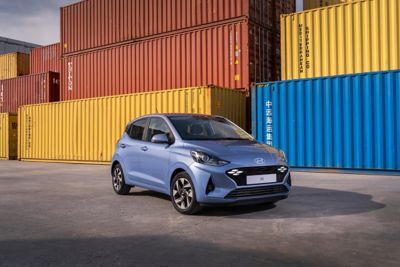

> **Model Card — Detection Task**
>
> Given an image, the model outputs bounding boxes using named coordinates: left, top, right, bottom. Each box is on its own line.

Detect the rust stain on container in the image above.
left=60, top=0, right=294, bottom=55
left=0, top=72, right=60, bottom=113
left=18, top=85, right=246, bottom=164
left=61, top=20, right=279, bottom=101
left=30, top=43, right=61, bottom=74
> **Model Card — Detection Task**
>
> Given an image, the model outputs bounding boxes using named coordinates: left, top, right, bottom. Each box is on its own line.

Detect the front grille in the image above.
left=225, top=185, right=288, bottom=199
left=226, top=165, right=288, bottom=186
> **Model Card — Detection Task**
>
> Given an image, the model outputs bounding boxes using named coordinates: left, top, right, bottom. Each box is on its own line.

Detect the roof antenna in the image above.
left=156, top=106, right=159, bottom=113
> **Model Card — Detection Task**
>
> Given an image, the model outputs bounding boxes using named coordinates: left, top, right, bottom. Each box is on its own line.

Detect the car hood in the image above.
left=183, top=140, right=284, bottom=165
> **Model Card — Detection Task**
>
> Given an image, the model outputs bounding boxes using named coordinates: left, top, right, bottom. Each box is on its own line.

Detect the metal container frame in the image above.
left=252, top=70, right=400, bottom=171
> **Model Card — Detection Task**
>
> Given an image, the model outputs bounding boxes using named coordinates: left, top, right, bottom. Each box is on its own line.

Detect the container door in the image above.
left=8, top=114, right=18, bottom=159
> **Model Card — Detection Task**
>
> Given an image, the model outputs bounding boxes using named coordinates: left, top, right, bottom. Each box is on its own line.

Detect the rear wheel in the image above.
left=171, top=172, right=202, bottom=215
left=112, top=163, right=131, bottom=195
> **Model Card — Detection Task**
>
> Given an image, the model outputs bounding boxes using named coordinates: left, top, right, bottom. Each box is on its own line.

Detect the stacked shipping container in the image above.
left=0, top=52, right=30, bottom=80
left=0, top=39, right=61, bottom=161
left=61, top=0, right=293, bottom=55
left=60, top=0, right=295, bottom=99
left=252, top=0, right=400, bottom=171
left=30, top=43, right=61, bottom=74
left=62, top=21, right=278, bottom=100
left=281, top=0, right=400, bottom=80
left=252, top=71, right=400, bottom=171
left=0, top=72, right=60, bottom=113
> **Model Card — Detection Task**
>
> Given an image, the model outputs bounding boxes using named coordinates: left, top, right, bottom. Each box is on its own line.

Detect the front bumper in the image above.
left=190, top=163, right=292, bottom=205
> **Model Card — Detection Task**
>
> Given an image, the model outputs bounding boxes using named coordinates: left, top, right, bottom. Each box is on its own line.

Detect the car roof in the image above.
left=140, top=113, right=222, bottom=118
left=129, top=113, right=225, bottom=125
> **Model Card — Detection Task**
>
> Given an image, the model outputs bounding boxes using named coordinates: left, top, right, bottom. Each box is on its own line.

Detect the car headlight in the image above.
left=191, top=151, right=229, bottom=166
left=279, top=150, right=287, bottom=161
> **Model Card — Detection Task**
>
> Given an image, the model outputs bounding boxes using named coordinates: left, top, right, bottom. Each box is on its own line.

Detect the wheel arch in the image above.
left=111, top=160, right=121, bottom=175
left=170, top=168, right=186, bottom=185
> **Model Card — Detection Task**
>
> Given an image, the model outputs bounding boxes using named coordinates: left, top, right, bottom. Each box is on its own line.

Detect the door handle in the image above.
left=141, top=146, right=148, bottom=151
left=120, top=143, right=126, bottom=149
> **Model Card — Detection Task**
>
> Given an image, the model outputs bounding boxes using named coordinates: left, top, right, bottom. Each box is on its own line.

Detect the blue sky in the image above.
left=0, top=0, right=301, bottom=45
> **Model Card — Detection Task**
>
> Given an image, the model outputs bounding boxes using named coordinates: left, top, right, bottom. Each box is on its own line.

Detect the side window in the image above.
left=128, top=118, right=148, bottom=140
left=146, top=118, right=173, bottom=142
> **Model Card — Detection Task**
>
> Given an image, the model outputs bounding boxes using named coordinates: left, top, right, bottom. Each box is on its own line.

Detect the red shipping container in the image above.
left=61, top=20, right=278, bottom=101
left=61, top=0, right=294, bottom=55
left=30, top=43, right=61, bottom=74
left=0, top=72, right=60, bottom=113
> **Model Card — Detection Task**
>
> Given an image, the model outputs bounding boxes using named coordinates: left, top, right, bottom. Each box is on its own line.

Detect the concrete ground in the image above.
left=0, top=161, right=399, bottom=267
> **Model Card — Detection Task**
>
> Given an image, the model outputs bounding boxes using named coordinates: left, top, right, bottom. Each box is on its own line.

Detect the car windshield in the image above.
left=168, top=116, right=253, bottom=141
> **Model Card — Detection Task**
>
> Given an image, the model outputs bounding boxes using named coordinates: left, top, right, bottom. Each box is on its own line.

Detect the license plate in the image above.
left=247, top=174, right=276, bottom=185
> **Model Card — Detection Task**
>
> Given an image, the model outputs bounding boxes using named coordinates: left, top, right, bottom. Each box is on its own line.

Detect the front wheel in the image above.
left=112, top=163, right=132, bottom=195
left=171, top=172, right=202, bottom=215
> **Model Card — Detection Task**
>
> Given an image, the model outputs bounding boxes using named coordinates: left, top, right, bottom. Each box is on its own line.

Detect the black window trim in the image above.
left=145, top=117, right=175, bottom=143
left=127, top=117, right=150, bottom=141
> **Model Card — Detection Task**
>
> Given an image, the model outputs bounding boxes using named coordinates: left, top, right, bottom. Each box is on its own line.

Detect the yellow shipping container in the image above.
left=0, top=113, right=18, bottom=160
left=18, top=86, right=246, bottom=164
left=0, top=52, right=30, bottom=80
left=303, top=0, right=354, bottom=10
left=281, top=0, right=400, bottom=80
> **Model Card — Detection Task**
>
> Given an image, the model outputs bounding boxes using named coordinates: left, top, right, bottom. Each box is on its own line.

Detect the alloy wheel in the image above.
left=172, top=177, right=193, bottom=210
left=113, top=167, right=123, bottom=192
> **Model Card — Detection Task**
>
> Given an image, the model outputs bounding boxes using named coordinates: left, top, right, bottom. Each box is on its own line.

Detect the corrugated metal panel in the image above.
left=61, top=20, right=278, bottom=100
left=60, top=0, right=293, bottom=55
left=0, top=113, right=18, bottom=160
left=251, top=70, right=400, bottom=171
left=19, top=85, right=246, bottom=164
left=0, top=72, right=60, bottom=113
left=0, top=52, right=30, bottom=80
left=30, top=43, right=61, bottom=74
left=303, top=0, right=354, bottom=10
left=281, top=0, right=400, bottom=80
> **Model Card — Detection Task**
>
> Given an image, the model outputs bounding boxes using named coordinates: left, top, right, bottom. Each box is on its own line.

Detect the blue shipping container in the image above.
left=252, top=70, right=400, bottom=171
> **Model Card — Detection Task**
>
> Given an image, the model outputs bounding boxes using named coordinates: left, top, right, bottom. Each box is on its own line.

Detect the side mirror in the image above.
left=151, top=134, right=171, bottom=144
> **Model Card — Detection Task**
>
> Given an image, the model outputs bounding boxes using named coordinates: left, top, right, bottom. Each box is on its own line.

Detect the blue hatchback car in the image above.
left=111, top=114, right=291, bottom=214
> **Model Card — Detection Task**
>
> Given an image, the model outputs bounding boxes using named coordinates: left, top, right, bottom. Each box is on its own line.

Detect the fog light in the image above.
left=206, top=178, right=215, bottom=194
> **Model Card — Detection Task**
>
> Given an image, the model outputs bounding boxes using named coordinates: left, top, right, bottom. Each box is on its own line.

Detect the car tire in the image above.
left=112, top=163, right=132, bottom=195
left=171, top=172, right=202, bottom=215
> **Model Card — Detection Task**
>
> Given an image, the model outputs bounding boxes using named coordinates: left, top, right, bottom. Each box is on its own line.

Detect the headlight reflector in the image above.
left=191, top=151, right=229, bottom=166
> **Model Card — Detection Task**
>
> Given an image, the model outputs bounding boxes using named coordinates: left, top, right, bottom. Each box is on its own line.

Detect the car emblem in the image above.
left=254, top=158, right=265, bottom=165
left=227, top=169, right=244, bottom=176
left=278, top=166, right=288, bottom=173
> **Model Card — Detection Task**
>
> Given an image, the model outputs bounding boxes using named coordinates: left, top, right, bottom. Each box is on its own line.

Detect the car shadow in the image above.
left=129, top=186, right=385, bottom=219
left=202, top=186, right=386, bottom=219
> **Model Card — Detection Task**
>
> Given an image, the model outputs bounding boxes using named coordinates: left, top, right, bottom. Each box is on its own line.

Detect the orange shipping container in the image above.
left=0, top=72, right=60, bottom=113
left=61, top=0, right=294, bottom=55
left=61, top=20, right=279, bottom=101
left=30, top=43, right=61, bottom=74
